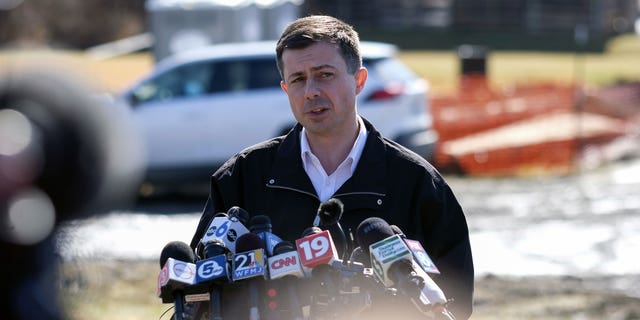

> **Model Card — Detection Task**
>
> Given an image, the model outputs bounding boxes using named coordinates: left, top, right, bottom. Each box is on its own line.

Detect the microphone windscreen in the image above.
left=159, top=241, right=195, bottom=267
left=249, top=215, right=272, bottom=233
left=317, top=198, right=344, bottom=225
left=301, top=226, right=322, bottom=238
left=272, top=241, right=296, bottom=255
left=387, top=258, right=414, bottom=284
left=390, top=224, right=405, bottom=237
left=204, top=238, right=228, bottom=258
left=227, top=206, right=250, bottom=225
left=349, top=246, right=371, bottom=267
left=235, top=233, right=265, bottom=253
left=355, top=217, right=395, bottom=253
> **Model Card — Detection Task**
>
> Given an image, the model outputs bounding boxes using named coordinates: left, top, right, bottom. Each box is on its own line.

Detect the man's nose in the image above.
left=304, top=79, right=320, bottom=100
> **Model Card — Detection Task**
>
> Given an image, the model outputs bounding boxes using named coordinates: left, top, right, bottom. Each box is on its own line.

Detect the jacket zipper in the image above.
left=266, top=183, right=385, bottom=198
left=334, top=191, right=386, bottom=197
left=265, top=184, right=319, bottom=199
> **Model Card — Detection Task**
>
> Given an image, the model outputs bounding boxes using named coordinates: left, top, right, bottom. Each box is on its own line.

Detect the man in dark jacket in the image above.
left=190, top=15, right=473, bottom=319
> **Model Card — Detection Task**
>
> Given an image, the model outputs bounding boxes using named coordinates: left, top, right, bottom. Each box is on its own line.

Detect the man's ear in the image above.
left=280, top=80, right=288, bottom=93
left=354, top=67, right=368, bottom=94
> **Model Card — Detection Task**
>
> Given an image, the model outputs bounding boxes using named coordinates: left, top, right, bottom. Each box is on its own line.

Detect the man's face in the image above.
left=280, top=41, right=367, bottom=139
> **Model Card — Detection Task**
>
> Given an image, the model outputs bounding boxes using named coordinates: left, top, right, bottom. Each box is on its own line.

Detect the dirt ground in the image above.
left=472, top=273, right=640, bottom=320
left=58, top=260, right=640, bottom=320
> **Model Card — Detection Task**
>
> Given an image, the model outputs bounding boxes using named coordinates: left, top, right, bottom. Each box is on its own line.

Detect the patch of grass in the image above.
left=606, top=33, right=640, bottom=54
left=399, top=47, right=640, bottom=97
left=398, top=51, right=460, bottom=95
left=59, top=260, right=168, bottom=320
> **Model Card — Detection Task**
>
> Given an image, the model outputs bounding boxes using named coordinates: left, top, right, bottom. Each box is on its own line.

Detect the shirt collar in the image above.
left=300, top=116, right=368, bottom=174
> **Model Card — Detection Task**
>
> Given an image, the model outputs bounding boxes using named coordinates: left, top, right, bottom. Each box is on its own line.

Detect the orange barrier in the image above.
left=431, top=76, right=638, bottom=176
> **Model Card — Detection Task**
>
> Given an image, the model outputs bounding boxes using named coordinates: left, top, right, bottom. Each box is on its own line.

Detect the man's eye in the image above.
left=320, top=72, right=333, bottom=78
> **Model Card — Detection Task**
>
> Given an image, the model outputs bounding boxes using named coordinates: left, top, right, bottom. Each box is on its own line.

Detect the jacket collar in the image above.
left=268, top=117, right=387, bottom=197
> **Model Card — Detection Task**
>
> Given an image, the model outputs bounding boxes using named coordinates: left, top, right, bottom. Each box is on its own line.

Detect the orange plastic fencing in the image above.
left=431, top=76, right=637, bottom=176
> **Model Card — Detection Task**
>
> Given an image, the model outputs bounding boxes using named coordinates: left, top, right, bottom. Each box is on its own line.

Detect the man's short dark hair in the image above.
left=276, top=15, right=362, bottom=79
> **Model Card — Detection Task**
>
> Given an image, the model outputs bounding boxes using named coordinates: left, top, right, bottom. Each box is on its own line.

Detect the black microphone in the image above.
left=314, top=198, right=344, bottom=226
left=355, top=217, right=394, bottom=255
left=196, top=239, right=231, bottom=320
left=235, top=233, right=266, bottom=253
left=228, top=206, right=250, bottom=226
left=248, top=216, right=291, bottom=319
left=390, top=224, right=405, bottom=238
left=234, top=233, right=268, bottom=320
left=295, top=227, right=340, bottom=319
left=356, top=218, right=448, bottom=316
left=314, top=198, right=348, bottom=261
left=249, top=215, right=283, bottom=256
left=302, top=226, right=323, bottom=237
left=268, top=241, right=305, bottom=320
left=387, top=227, right=454, bottom=318
left=198, top=210, right=250, bottom=257
left=390, top=224, right=441, bottom=274
left=160, top=241, right=196, bottom=268
left=349, top=246, right=371, bottom=268
left=158, top=241, right=197, bottom=320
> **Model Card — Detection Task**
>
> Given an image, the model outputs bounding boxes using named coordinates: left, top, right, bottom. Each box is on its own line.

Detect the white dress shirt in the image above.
left=300, top=116, right=368, bottom=202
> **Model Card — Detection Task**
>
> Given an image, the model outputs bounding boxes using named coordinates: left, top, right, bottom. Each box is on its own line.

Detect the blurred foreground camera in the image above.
left=0, top=61, right=144, bottom=319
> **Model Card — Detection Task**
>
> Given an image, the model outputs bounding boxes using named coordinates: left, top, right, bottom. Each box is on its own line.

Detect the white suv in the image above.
left=120, top=41, right=437, bottom=192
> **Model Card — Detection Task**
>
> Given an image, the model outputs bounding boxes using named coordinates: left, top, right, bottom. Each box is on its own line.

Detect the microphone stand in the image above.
left=209, top=284, right=223, bottom=320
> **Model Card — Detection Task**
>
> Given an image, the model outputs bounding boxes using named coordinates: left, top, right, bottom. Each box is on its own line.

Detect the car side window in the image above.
left=212, top=59, right=281, bottom=92
left=129, top=57, right=281, bottom=106
left=247, top=59, right=282, bottom=89
left=131, top=62, right=215, bottom=104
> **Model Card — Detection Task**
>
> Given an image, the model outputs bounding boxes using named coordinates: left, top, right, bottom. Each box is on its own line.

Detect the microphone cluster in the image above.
left=157, top=200, right=455, bottom=320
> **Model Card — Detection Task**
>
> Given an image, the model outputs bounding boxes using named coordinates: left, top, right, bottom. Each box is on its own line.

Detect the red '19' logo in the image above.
left=295, top=230, right=334, bottom=268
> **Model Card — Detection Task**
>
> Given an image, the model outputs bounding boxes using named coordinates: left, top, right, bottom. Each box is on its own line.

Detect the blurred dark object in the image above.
left=0, top=62, right=144, bottom=319
left=0, top=0, right=146, bottom=49
left=458, top=44, right=488, bottom=76
left=457, top=44, right=490, bottom=93
left=2, top=1, right=634, bottom=52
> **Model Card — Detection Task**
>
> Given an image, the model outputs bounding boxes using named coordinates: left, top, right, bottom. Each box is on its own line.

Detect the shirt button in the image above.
left=377, top=199, right=382, bottom=205
left=269, top=179, right=275, bottom=184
